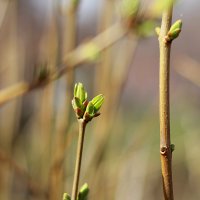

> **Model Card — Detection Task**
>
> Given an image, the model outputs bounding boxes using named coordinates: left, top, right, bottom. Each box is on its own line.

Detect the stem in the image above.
left=159, top=4, right=174, bottom=200
left=71, top=120, right=87, bottom=200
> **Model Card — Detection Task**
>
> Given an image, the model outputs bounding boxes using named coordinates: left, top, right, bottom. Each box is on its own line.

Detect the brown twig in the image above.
left=0, top=23, right=127, bottom=107
left=159, top=3, right=174, bottom=200
left=71, top=120, right=87, bottom=200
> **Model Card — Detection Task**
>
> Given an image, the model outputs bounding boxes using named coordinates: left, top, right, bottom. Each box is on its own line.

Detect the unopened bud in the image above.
left=166, top=20, right=182, bottom=42
left=74, top=83, right=87, bottom=103
left=170, top=144, right=175, bottom=152
left=77, top=183, right=89, bottom=200
left=72, top=97, right=84, bottom=118
left=83, top=102, right=94, bottom=122
left=63, top=193, right=71, bottom=200
left=91, top=94, right=104, bottom=113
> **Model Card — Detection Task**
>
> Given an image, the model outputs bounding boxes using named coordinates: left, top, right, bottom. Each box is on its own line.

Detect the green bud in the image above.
left=72, top=83, right=104, bottom=122
left=167, top=20, right=182, bottom=41
left=169, top=20, right=182, bottom=32
left=74, top=83, right=87, bottom=103
left=85, top=102, right=94, bottom=116
left=77, top=183, right=89, bottom=200
left=72, top=97, right=83, bottom=111
left=63, top=193, right=71, bottom=200
left=83, top=102, right=94, bottom=122
left=167, top=28, right=181, bottom=40
left=170, top=144, right=175, bottom=152
left=72, top=97, right=85, bottom=118
left=120, top=0, right=140, bottom=19
left=91, top=94, right=104, bottom=113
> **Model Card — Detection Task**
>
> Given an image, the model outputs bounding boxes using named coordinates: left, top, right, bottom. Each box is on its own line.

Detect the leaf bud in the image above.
left=91, top=94, right=104, bottom=113
left=77, top=183, right=89, bottom=200
left=166, top=19, right=182, bottom=42
left=63, top=193, right=71, bottom=200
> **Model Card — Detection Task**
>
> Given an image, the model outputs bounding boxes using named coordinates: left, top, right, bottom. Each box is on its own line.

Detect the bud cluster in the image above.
left=72, top=83, right=104, bottom=122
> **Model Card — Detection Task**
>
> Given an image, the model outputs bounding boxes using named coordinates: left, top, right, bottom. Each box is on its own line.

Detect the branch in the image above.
left=159, top=4, right=174, bottom=200
left=0, top=23, right=126, bottom=106
left=71, top=120, right=87, bottom=200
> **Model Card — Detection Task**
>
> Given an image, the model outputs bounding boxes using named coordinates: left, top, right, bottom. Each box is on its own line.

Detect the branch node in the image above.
left=160, top=146, right=167, bottom=155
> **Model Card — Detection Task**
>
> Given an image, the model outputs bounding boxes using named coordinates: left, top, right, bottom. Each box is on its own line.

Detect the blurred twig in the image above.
left=0, top=23, right=127, bottom=106
left=174, top=56, right=200, bottom=88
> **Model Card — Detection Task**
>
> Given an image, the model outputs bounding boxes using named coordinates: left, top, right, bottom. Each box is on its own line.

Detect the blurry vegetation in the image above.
left=0, top=0, right=200, bottom=200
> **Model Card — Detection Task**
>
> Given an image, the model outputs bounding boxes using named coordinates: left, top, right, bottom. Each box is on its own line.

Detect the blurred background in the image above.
left=0, top=0, right=200, bottom=199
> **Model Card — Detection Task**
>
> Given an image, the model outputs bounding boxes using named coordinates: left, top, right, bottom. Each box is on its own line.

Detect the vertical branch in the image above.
left=71, top=120, right=87, bottom=200
left=159, top=4, right=174, bottom=200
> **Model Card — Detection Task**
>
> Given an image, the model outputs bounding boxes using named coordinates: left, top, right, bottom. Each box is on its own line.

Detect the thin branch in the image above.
left=71, top=120, right=87, bottom=200
left=159, top=3, right=174, bottom=200
left=0, top=23, right=127, bottom=106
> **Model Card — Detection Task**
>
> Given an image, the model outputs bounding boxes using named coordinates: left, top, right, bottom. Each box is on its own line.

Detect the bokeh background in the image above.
left=0, top=0, right=200, bottom=200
